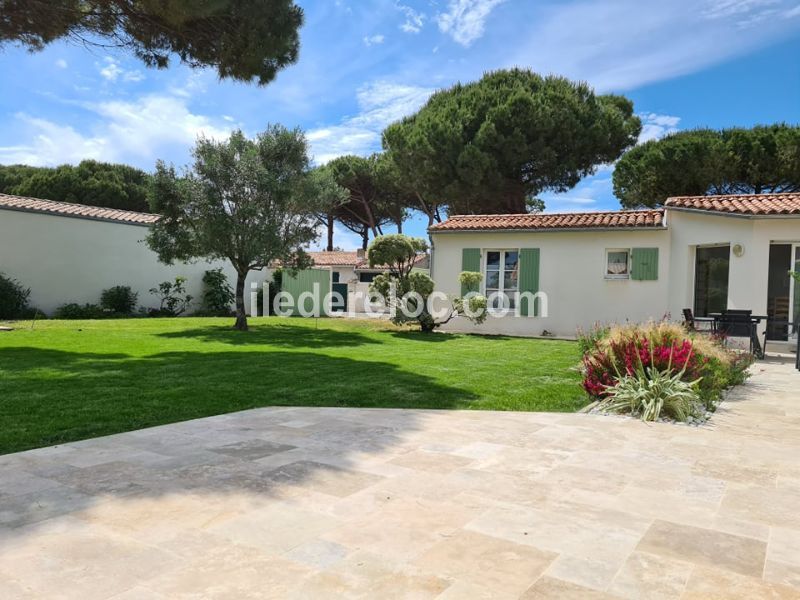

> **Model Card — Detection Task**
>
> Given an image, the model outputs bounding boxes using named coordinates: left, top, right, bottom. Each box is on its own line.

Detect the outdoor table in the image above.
left=709, top=313, right=767, bottom=359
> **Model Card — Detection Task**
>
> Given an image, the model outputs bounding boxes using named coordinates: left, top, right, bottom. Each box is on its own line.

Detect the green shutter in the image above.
left=461, top=248, right=481, bottom=295
left=631, top=248, right=659, bottom=281
left=519, top=248, right=540, bottom=316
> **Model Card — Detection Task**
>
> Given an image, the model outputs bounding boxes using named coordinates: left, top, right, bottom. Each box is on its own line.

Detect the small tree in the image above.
left=149, top=277, right=192, bottom=316
left=367, top=234, right=487, bottom=333
left=146, top=127, right=319, bottom=330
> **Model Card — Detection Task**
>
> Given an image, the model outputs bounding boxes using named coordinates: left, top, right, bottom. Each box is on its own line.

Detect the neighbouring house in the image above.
left=272, top=250, right=430, bottom=315
left=0, top=193, right=268, bottom=314
left=430, top=193, right=800, bottom=349
left=304, top=250, right=429, bottom=284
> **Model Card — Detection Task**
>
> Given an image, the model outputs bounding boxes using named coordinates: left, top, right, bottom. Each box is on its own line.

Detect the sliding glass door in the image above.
left=792, top=245, right=800, bottom=342
left=694, top=245, right=730, bottom=317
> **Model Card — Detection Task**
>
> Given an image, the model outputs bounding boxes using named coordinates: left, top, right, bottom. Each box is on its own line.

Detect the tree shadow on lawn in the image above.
left=0, top=346, right=478, bottom=455
left=156, top=322, right=383, bottom=348
left=388, top=330, right=518, bottom=343
left=0, top=346, right=486, bottom=557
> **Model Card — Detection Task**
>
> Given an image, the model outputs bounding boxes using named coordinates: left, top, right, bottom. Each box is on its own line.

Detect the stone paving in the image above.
left=1, top=360, right=799, bottom=599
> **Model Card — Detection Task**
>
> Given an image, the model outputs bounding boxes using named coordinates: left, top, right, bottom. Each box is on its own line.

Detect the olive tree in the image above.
left=146, top=127, right=319, bottom=331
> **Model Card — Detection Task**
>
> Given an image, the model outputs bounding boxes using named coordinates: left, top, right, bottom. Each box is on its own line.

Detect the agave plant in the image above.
left=599, top=335, right=702, bottom=422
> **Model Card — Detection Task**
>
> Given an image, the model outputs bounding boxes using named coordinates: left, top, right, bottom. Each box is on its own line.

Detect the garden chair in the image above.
left=682, top=308, right=715, bottom=332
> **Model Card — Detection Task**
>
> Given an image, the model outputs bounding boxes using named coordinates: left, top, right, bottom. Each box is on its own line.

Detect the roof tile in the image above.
left=0, top=193, right=160, bottom=225
left=665, top=193, right=800, bottom=215
left=308, top=251, right=362, bottom=266
left=429, top=210, right=664, bottom=232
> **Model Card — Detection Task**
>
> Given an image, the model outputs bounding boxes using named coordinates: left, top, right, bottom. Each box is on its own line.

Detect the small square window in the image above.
left=606, top=249, right=630, bottom=279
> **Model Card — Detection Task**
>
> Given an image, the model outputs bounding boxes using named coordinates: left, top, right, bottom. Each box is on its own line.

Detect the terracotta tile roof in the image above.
left=665, top=193, right=800, bottom=216
left=429, top=210, right=665, bottom=232
left=356, top=253, right=429, bottom=271
left=308, top=251, right=362, bottom=267
left=308, top=251, right=429, bottom=271
left=0, top=193, right=160, bottom=225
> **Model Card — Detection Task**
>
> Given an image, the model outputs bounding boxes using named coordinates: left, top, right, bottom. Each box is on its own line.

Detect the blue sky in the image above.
left=1, top=0, right=799, bottom=247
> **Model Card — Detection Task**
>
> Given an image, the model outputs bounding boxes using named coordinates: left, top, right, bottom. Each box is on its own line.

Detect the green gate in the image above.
left=281, top=268, right=332, bottom=316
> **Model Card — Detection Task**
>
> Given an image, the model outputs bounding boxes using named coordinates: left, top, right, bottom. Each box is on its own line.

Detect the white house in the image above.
left=0, top=193, right=268, bottom=314
left=429, top=193, right=800, bottom=348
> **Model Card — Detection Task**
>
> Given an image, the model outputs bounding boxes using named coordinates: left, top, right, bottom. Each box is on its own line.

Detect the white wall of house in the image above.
left=333, top=266, right=358, bottom=283
left=0, top=208, right=268, bottom=315
left=432, top=210, right=800, bottom=338
left=666, top=209, right=800, bottom=338
left=431, top=228, right=671, bottom=337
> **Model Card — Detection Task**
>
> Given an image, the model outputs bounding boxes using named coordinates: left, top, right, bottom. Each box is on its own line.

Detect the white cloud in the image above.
left=307, top=81, right=434, bottom=164
left=398, top=4, right=426, bottom=33
left=98, top=56, right=145, bottom=83
left=0, top=94, right=232, bottom=168
left=638, top=113, right=681, bottom=143
left=437, top=0, right=506, bottom=46
left=55, top=59, right=68, bottom=69
left=510, top=0, right=800, bottom=91
left=703, top=0, right=781, bottom=24
left=0, top=115, right=108, bottom=165
left=363, top=34, right=385, bottom=46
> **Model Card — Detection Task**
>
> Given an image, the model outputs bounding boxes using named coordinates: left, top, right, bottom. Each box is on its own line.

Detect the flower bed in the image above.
left=579, top=320, right=753, bottom=423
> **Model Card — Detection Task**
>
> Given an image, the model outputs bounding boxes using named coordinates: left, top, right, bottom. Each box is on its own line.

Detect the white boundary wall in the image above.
left=0, top=208, right=268, bottom=315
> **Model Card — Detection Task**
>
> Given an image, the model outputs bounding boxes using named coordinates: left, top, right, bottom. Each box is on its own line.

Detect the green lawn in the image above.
left=0, top=317, right=585, bottom=454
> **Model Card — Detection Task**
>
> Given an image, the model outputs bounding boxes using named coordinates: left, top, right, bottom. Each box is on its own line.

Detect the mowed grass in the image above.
left=0, top=317, right=586, bottom=454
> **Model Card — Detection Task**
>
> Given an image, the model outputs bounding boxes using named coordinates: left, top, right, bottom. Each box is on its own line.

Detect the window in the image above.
left=484, top=250, right=519, bottom=310
left=605, top=249, right=630, bottom=279
left=358, top=272, right=377, bottom=283
left=331, top=271, right=340, bottom=283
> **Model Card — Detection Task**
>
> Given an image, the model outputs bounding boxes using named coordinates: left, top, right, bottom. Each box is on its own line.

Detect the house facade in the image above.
left=429, top=193, right=800, bottom=346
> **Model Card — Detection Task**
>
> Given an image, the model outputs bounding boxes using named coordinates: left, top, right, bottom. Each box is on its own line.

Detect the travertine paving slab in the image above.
left=0, top=361, right=799, bottom=598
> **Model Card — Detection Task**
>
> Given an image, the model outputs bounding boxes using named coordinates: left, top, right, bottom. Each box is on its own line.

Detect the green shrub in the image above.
left=582, top=319, right=751, bottom=410
left=598, top=362, right=702, bottom=422
left=100, top=285, right=138, bottom=315
left=0, top=272, right=31, bottom=319
left=54, top=303, right=106, bottom=319
left=149, top=276, right=192, bottom=316
left=200, top=269, right=234, bottom=316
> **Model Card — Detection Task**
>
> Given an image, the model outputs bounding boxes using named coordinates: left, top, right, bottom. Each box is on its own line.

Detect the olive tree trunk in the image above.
left=234, top=270, right=248, bottom=331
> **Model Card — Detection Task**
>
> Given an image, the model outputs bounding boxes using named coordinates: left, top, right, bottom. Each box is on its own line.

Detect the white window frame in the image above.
left=483, top=249, right=520, bottom=314
left=605, top=248, right=631, bottom=280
